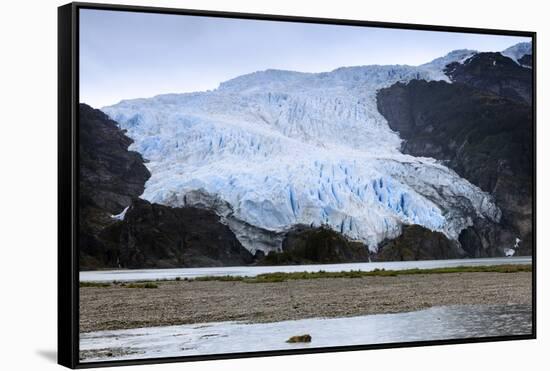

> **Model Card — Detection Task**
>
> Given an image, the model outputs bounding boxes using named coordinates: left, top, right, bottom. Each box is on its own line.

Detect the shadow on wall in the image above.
left=36, top=350, right=57, bottom=363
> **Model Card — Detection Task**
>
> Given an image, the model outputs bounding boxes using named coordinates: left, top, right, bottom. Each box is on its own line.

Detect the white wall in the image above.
left=0, top=0, right=546, bottom=370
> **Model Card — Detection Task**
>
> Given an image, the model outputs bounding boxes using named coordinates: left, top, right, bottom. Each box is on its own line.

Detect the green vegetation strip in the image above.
left=79, top=281, right=111, bottom=288
left=193, top=264, right=531, bottom=283
left=79, top=281, right=159, bottom=288
left=79, top=264, right=531, bottom=287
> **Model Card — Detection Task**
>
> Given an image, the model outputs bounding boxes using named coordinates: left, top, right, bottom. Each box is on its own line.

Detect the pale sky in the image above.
left=80, top=9, right=531, bottom=108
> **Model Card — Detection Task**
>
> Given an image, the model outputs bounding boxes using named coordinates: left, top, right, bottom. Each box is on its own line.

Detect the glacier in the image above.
left=102, top=50, right=502, bottom=253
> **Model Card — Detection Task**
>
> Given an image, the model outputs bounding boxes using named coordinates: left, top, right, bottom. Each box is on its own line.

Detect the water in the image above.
left=80, top=257, right=531, bottom=282
left=80, top=304, right=532, bottom=362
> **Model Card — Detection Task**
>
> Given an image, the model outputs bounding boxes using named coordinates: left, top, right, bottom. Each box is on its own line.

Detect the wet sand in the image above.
left=80, top=271, right=531, bottom=333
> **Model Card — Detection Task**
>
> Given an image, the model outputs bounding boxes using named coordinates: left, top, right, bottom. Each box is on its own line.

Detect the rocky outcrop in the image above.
left=258, top=225, right=370, bottom=265
left=458, top=218, right=512, bottom=258
left=166, top=189, right=285, bottom=255
left=100, top=198, right=253, bottom=268
left=377, top=77, right=533, bottom=257
left=444, top=52, right=532, bottom=104
left=79, top=104, right=151, bottom=268
left=79, top=104, right=151, bottom=214
left=374, top=225, right=465, bottom=261
left=518, top=54, right=532, bottom=68
left=79, top=104, right=253, bottom=269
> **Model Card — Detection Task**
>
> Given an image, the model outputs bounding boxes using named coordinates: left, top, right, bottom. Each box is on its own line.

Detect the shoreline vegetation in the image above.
left=80, top=264, right=531, bottom=287
left=80, top=264, right=532, bottom=333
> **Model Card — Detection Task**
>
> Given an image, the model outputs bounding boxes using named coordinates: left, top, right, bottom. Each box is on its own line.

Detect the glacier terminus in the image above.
left=101, top=48, right=524, bottom=255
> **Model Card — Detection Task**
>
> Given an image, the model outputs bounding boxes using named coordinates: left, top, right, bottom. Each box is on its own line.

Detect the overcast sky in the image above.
left=80, top=9, right=530, bottom=108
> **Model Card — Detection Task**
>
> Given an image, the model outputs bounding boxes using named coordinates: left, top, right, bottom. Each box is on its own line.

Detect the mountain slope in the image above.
left=102, top=59, right=500, bottom=255
left=80, top=103, right=151, bottom=215
left=79, top=104, right=151, bottom=268
left=444, top=52, right=532, bottom=104
left=78, top=104, right=254, bottom=269
left=376, top=79, right=532, bottom=256
left=100, top=198, right=254, bottom=268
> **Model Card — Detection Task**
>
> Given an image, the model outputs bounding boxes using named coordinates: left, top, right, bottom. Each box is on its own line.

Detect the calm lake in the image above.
left=80, top=256, right=531, bottom=282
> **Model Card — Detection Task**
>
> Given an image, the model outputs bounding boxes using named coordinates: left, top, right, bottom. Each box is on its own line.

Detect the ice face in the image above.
left=102, top=60, right=500, bottom=252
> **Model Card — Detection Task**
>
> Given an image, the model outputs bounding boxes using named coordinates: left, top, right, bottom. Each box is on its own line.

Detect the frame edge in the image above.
left=64, top=2, right=536, bottom=368
left=58, top=2, right=78, bottom=369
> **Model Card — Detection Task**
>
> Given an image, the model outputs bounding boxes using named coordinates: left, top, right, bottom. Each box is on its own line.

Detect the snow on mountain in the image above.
left=420, top=49, right=478, bottom=79
left=102, top=58, right=500, bottom=253
left=501, top=42, right=532, bottom=63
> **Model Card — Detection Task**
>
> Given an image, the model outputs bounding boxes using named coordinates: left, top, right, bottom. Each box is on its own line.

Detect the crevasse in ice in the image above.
left=102, top=51, right=502, bottom=252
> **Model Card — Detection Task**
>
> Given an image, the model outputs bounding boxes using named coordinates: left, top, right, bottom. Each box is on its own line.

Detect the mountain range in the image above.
left=79, top=42, right=532, bottom=269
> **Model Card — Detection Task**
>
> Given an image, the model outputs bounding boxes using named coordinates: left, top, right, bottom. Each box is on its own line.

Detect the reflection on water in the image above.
left=80, top=304, right=532, bottom=362
left=80, top=256, right=532, bottom=282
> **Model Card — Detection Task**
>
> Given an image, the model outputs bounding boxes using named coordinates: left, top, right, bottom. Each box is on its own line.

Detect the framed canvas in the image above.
left=58, top=2, right=536, bottom=368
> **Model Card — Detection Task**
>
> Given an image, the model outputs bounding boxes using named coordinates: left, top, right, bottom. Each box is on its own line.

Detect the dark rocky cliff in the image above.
left=444, top=52, right=532, bottom=104
left=79, top=104, right=253, bottom=269
left=374, top=225, right=465, bottom=261
left=79, top=104, right=151, bottom=214
left=79, top=104, right=151, bottom=268
left=99, top=198, right=254, bottom=268
left=518, top=54, right=532, bottom=68
left=376, top=54, right=533, bottom=258
left=258, top=225, right=370, bottom=265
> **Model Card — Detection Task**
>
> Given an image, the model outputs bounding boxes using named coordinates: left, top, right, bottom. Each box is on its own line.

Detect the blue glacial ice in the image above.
left=102, top=54, right=501, bottom=253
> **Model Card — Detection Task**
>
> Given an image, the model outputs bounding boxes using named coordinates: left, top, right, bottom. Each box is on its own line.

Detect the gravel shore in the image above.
left=80, top=271, right=531, bottom=333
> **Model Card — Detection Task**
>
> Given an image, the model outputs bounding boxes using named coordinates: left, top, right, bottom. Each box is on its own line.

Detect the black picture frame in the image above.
left=58, top=2, right=537, bottom=368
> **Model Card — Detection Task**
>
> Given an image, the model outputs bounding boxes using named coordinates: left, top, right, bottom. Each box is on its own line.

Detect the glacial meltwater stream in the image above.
left=80, top=304, right=532, bottom=362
